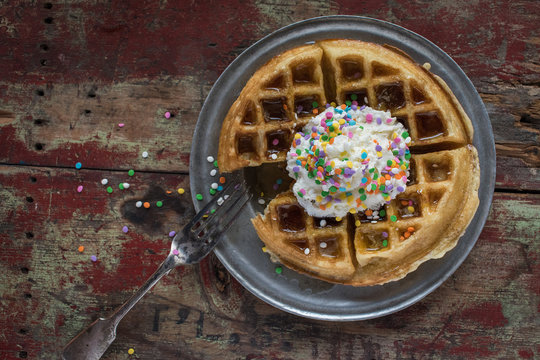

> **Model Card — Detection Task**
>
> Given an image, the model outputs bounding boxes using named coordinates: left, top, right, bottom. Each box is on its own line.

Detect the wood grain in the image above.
left=0, top=0, right=539, bottom=359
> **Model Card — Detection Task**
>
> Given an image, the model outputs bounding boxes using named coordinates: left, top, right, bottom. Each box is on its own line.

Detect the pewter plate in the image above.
left=189, top=16, right=495, bottom=321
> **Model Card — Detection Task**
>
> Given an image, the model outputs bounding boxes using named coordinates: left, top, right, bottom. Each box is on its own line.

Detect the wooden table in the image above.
left=1, top=1, right=539, bottom=359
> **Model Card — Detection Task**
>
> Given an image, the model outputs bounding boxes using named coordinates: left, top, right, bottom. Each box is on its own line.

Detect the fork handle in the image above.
left=62, top=255, right=177, bottom=360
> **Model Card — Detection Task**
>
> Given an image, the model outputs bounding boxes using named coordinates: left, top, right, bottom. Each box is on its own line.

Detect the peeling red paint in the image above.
left=459, top=302, right=508, bottom=328
left=518, top=348, right=534, bottom=359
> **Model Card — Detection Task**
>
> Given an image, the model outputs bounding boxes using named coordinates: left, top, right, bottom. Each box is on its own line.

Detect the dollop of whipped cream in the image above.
left=286, top=104, right=411, bottom=218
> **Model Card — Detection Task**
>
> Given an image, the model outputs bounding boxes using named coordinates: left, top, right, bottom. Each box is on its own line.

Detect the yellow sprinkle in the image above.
left=339, top=119, right=345, bottom=125
left=128, top=348, right=135, bottom=355
left=262, top=246, right=267, bottom=252
left=336, top=216, right=342, bottom=221
left=377, top=151, right=383, bottom=157
left=355, top=220, right=361, bottom=226
left=203, top=214, right=209, bottom=218
left=401, top=164, right=407, bottom=170
left=316, top=195, right=323, bottom=202
left=347, top=161, right=353, bottom=168
left=361, top=204, right=367, bottom=209
left=295, top=133, right=301, bottom=139
left=340, top=151, right=348, bottom=158
left=407, top=206, right=415, bottom=213
left=177, top=188, right=185, bottom=194
left=260, top=192, right=264, bottom=197
left=330, top=102, right=337, bottom=107
left=349, top=208, right=357, bottom=214
left=330, top=160, right=335, bottom=167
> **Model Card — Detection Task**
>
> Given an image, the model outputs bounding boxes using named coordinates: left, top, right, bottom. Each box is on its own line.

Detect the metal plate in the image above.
left=189, top=16, right=495, bottom=321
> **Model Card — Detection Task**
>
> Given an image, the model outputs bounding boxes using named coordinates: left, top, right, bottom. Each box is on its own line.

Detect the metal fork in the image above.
left=62, top=181, right=250, bottom=360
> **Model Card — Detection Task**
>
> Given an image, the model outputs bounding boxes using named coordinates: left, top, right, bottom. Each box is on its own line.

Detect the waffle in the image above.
left=218, top=39, right=474, bottom=172
left=252, top=146, right=479, bottom=286
left=218, top=39, right=480, bottom=285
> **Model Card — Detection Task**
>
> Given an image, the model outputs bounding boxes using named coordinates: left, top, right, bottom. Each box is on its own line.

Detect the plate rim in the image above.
left=189, top=15, right=496, bottom=321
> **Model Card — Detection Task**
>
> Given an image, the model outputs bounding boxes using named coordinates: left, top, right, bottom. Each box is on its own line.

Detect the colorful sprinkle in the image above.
left=390, top=215, right=397, bottom=222
left=207, top=156, right=214, bottom=162
left=76, top=185, right=83, bottom=193
left=122, top=226, right=129, bottom=233
left=196, top=193, right=203, bottom=201
left=143, top=202, right=150, bottom=208
left=101, top=178, right=108, bottom=185
left=106, top=186, right=113, bottom=193
left=75, top=162, right=82, bottom=169
left=128, top=348, right=135, bottom=355
left=156, top=201, right=163, bottom=208
left=169, top=231, right=176, bottom=237
left=142, top=151, right=149, bottom=158
left=118, top=123, right=125, bottom=128
left=177, top=188, right=185, bottom=194
left=128, top=169, right=135, bottom=176
left=275, top=266, right=283, bottom=274
left=135, top=201, right=142, bottom=208
left=164, top=111, right=171, bottom=119
left=78, top=245, right=84, bottom=252
left=90, top=255, right=97, bottom=262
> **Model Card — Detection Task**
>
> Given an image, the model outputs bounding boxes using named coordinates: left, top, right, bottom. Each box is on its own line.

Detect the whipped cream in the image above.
left=286, top=104, right=411, bottom=218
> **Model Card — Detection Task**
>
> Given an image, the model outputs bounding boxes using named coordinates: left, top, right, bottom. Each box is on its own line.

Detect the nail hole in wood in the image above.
left=87, top=90, right=96, bottom=98
left=84, top=109, right=91, bottom=115
left=25, top=197, right=34, bottom=203
left=19, top=328, right=28, bottom=334
left=34, top=119, right=47, bottom=126
left=25, top=232, right=34, bottom=238
left=19, top=351, right=28, bottom=358
left=44, top=17, right=53, bottom=24
left=36, top=89, right=44, bottom=96
left=24, top=293, right=32, bottom=299
left=21, top=267, right=29, bottom=274
left=44, top=2, right=52, bottom=9
left=40, top=44, right=49, bottom=51
left=208, top=43, right=217, bottom=47
left=30, top=176, right=37, bottom=183
left=40, top=59, right=48, bottom=66
left=35, top=143, right=44, bottom=150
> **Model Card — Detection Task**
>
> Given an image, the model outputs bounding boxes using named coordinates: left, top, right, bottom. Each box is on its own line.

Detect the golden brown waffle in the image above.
left=252, top=146, right=479, bottom=286
left=218, top=39, right=474, bottom=172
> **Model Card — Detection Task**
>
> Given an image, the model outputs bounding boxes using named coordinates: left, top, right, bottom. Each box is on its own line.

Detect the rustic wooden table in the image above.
left=1, top=1, right=539, bottom=359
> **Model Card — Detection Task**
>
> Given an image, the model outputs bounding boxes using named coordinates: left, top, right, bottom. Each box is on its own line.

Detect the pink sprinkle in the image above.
left=272, top=138, right=279, bottom=146
left=366, top=114, right=373, bottom=123
left=118, top=123, right=125, bottom=128
left=122, top=226, right=129, bottom=233
left=300, top=189, right=306, bottom=195
left=348, top=132, right=354, bottom=139
left=164, top=111, right=171, bottom=119
left=402, top=177, right=407, bottom=183
left=394, top=137, right=401, bottom=143
left=172, top=249, right=179, bottom=255
left=386, top=118, right=393, bottom=123
left=326, top=112, right=333, bottom=119
left=77, top=185, right=83, bottom=193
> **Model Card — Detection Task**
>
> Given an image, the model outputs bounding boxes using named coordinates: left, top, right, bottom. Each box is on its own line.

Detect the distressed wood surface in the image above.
left=0, top=1, right=539, bottom=359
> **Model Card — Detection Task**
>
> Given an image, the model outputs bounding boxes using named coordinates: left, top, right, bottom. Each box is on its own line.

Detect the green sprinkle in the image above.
left=210, top=208, right=216, bottom=214
left=156, top=201, right=163, bottom=207
left=128, top=169, right=135, bottom=176
left=405, top=153, right=411, bottom=160
left=393, top=150, right=399, bottom=156
left=308, top=172, right=315, bottom=179
left=325, top=165, right=332, bottom=172
left=275, top=266, right=283, bottom=274
left=296, top=149, right=301, bottom=155
left=297, top=191, right=304, bottom=198
left=209, top=188, right=216, bottom=195
left=321, top=191, right=329, bottom=197
left=196, top=194, right=203, bottom=201
left=390, top=215, right=397, bottom=222
left=373, top=173, right=378, bottom=180
left=351, top=94, right=358, bottom=100
left=213, top=160, right=218, bottom=168
left=312, top=101, right=318, bottom=108
left=345, top=100, right=352, bottom=106
left=328, top=126, right=334, bottom=132
left=402, top=131, right=409, bottom=138
left=360, top=194, right=367, bottom=201
left=387, top=160, right=393, bottom=166
left=118, top=183, right=124, bottom=190
left=106, top=186, right=113, bottom=193
left=371, top=184, right=377, bottom=191
left=382, top=239, right=388, bottom=247
left=379, top=209, right=386, bottom=217
left=379, top=185, right=385, bottom=191
left=315, top=180, right=321, bottom=184
left=358, top=188, right=365, bottom=194
left=321, top=135, right=329, bottom=141
left=329, top=186, right=337, bottom=193
left=315, top=148, right=320, bottom=156
left=369, top=168, right=375, bottom=173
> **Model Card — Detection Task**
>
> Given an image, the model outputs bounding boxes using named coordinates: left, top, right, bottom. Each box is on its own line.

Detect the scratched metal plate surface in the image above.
left=189, top=16, right=495, bottom=321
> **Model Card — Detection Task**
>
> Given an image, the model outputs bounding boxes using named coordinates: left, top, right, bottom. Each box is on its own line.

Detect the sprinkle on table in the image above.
left=135, top=201, right=142, bottom=208
left=78, top=245, right=84, bottom=252
left=177, top=188, right=185, bottom=194
left=275, top=266, right=283, bottom=274
left=123, top=182, right=130, bottom=189
left=118, top=123, right=125, bottom=128
left=128, top=348, right=135, bottom=355
left=90, top=255, right=97, bottom=262
left=76, top=185, right=83, bottom=193
left=101, top=178, right=108, bottom=185
left=207, top=156, right=214, bottom=163
left=106, top=186, right=113, bottom=193
left=169, top=231, right=176, bottom=237
left=196, top=193, right=203, bottom=201
left=122, top=226, right=129, bottom=233
left=75, top=162, right=82, bottom=169
left=142, top=151, right=148, bottom=158
left=119, top=183, right=124, bottom=190
left=143, top=202, right=150, bottom=208
left=156, top=201, right=163, bottom=208
left=128, top=169, right=135, bottom=176
left=164, top=111, right=171, bottom=119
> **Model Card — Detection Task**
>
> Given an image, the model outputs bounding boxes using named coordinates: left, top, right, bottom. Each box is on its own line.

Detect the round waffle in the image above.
left=218, top=39, right=480, bottom=286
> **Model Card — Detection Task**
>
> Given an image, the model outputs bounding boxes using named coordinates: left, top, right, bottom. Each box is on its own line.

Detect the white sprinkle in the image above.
left=142, top=151, right=148, bottom=158
left=224, top=195, right=230, bottom=200
left=135, top=201, right=142, bottom=208
left=405, top=137, right=411, bottom=144
left=371, top=220, right=378, bottom=224
left=320, top=242, right=327, bottom=249
left=101, top=178, right=108, bottom=185
left=217, top=197, right=224, bottom=206
left=258, top=198, right=265, bottom=205
left=304, top=248, right=310, bottom=255
left=123, top=182, right=130, bottom=189
left=210, top=169, right=217, bottom=176
left=320, top=219, right=327, bottom=227
left=364, top=97, right=368, bottom=104
left=270, top=154, right=277, bottom=160
left=207, top=156, right=214, bottom=162
left=391, top=168, right=399, bottom=174
left=211, top=183, right=218, bottom=189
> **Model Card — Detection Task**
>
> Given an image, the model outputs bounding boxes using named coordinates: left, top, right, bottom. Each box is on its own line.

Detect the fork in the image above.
left=62, top=181, right=251, bottom=360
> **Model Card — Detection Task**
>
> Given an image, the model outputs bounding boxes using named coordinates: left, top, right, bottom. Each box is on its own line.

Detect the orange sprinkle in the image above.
left=395, top=174, right=402, bottom=180
left=365, top=209, right=373, bottom=216
left=335, top=168, right=342, bottom=175
left=317, top=166, right=324, bottom=172
left=312, top=108, right=319, bottom=114
left=329, top=138, right=335, bottom=144
left=283, top=104, right=287, bottom=110
left=219, top=177, right=226, bottom=184
left=78, top=245, right=84, bottom=253
left=143, top=202, right=150, bottom=208
left=407, top=226, right=415, bottom=232
left=400, top=236, right=405, bottom=241
left=319, top=204, right=326, bottom=210
left=401, top=200, right=409, bottom=206
left=166, top=190, right=172, bottom=194
left=404, top=232, right=411, bottom=238
left=341, top=104, right=346, bottom=109
left=385, top=174, right=391, bottom=180
left=301, top=161, right=307, bottom=166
